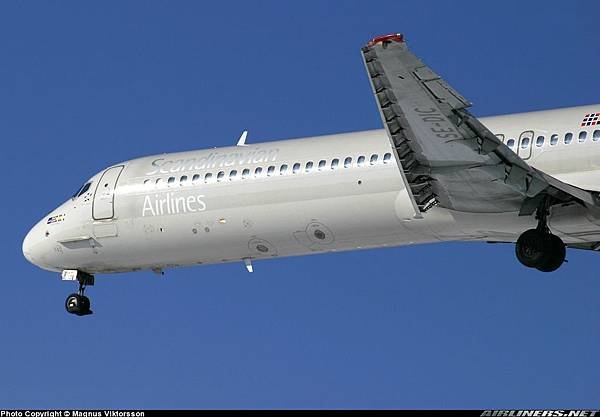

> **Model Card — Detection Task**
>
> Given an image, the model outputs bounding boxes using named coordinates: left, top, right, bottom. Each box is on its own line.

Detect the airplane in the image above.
left=22, top=33, right=600, bottom=316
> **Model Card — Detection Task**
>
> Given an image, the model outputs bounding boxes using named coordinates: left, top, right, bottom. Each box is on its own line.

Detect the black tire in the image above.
left=515, top=229, right=550, bottom=268
left=65, top=293, right=82, bottom=315
left=79, top=295, right=91, bottom=313
left=536, top=234, right=566, bottom=272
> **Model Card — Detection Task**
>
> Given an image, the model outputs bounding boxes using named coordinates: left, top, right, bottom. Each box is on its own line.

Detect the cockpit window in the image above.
left=73, top=182, right=91, bottom=198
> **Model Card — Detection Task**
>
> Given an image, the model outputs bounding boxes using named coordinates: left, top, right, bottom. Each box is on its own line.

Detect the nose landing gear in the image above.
left=63, top=271, right=94, bottom=316
left=515, top=197, right=566, bottom=272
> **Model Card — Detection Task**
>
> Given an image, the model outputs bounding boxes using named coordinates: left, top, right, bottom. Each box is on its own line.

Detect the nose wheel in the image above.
left=66, top=293, right=92, bottom=316
left=65, top=272, right=94, bottom=316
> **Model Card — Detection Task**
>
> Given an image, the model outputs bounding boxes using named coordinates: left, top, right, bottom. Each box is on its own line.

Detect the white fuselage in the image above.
left=22, top=105, right=600, bottom=274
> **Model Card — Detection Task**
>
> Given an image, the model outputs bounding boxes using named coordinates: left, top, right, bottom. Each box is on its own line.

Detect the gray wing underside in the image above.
left=361, top=36, right=599, bottom=214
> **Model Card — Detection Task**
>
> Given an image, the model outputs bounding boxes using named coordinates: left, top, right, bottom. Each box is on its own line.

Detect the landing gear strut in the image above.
left=65, top=272, right=94, bottom=316
left=515, top=197, right=566, bottom=272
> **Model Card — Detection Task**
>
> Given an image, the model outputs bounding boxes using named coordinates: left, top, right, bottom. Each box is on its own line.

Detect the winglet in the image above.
left=237, top=130, right=249, bottom=146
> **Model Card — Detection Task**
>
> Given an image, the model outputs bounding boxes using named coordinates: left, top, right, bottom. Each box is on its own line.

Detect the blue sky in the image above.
left=1, top=0, right=599, bottom=409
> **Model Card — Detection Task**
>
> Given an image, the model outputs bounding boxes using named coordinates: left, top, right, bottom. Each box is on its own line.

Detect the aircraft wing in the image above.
left=361, top=34, right=600, bottom=216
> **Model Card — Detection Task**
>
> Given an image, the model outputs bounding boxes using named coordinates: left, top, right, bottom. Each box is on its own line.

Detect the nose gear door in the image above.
left=92, top=165, right=124, bottom=220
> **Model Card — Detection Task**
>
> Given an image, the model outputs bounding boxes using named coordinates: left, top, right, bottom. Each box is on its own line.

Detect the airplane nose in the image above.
left=22, top=220, right=58, bottom=271
left=22, top=225, right=39, bottom=265
left=23, top=218, right=64, bottom=272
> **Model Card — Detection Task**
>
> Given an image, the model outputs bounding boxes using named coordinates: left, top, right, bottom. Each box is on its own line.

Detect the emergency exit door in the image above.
left=517, top=130, right=534, bottom=160
left=92, top=165, right=124, bottom=220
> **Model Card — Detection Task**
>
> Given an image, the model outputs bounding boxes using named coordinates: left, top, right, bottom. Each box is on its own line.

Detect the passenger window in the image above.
left=242, top=168, right=250, bottom=179
left=204, top=173, right=213, bottom=183
left=520, top=138, right=530, bottom=149
left=267, top=166, right=275, bottom=176
left=535, top=136, right=544, bottom=147
left=318, top=160, right=327, bottom=171
left=229, top=170, right=237, bottom=180
left=550, top=134, right=558, bottom=146
left=143, top=179, right=150, bottom=186
left=579, top=131, right=587, bottom=142
left=331, top=158, right=339, bottom=169
left=254, top=167, right=263, bottom=177
left=305, top=161, right=314, bottom=172
left=280, top=164, right=288, bottom=175
left=168, top=177, right=176, bottom=186
left=564, top=132, right=573, bottom=144
left=292, top=163, right=301, bottom=174
left=155, top=178, right=164, bottom=187
left=383, top=153, right=392, bottom=163
left=180, top=175, right=188, bottom=185
left=496, top=134, right=505, bottom=141
left=370, top=154, right=379, bottom=165
left=344, top=157, right=352, bottom=168
left=594, top=130, right=600, bottom=141
left=506, top=139, right=515, bottom=149
left=217, top=171, right=225, bottom=181
left=192, top=174, right=200, bottom=184
left=357, top=156, right=366, bottom=166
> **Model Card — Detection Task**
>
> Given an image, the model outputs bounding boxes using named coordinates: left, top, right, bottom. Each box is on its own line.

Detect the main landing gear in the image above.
left=65, top=271, right=94, bottom=316
left=515, top=198, right=566, bottom=272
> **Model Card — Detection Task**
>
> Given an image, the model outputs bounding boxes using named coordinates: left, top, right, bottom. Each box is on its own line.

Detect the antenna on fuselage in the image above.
left=243, top=258, right=253, bottom=273
left=236, top=130, right=249, bottom=146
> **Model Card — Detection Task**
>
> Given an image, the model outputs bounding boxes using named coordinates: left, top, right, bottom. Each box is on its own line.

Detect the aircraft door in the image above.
left=92, top=165, right=124, bottom=220
left=517, top=130, right=534, bottom=160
